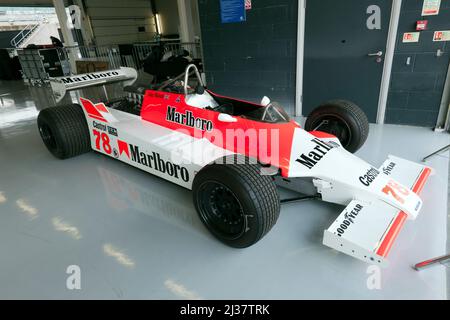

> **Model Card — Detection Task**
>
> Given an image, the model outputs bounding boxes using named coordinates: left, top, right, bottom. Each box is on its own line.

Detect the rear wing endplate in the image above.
left=49, top=67, right=137, bottom=102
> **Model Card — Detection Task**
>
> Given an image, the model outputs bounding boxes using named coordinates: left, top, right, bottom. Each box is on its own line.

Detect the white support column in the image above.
left=177, top=0, right=194, bottom=43
left=73, top=0, right=95, bottom=46
left=53, top=0, right=77, bottom=74
left=53, top=0, right=76, bottom=46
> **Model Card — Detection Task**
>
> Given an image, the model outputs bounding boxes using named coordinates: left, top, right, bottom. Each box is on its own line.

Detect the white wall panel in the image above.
left=91, top=18, right=154, bottom=28
left=85, top=0, right=156, bottom=45
left=93, top=24, right=153, bottom=36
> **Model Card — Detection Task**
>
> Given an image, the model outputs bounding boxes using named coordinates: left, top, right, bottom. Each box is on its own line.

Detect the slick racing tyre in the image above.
left=304, top=100, right=369, bottom=153
left=37, top=104, right=90, bottom=159
left=193, top=156, right=280, bottom=248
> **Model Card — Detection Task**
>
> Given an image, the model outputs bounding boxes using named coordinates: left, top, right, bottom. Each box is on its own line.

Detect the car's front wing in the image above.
left=323, top=155, right=432, bottom=267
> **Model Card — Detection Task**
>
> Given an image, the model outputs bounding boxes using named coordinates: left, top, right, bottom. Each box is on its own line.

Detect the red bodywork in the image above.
left=80, top=88, right=336, bottom=177
left=140, top=89, right=332, bottom=177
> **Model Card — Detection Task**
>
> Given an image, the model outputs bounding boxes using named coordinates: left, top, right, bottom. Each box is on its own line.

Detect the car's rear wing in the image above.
left=323, top=155, right=432, bottom=267
left=49, top=67, right=137, bottom=102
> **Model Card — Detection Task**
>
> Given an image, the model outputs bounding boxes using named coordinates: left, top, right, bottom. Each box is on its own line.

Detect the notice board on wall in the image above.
left=422, top=0, right=441, bottom=16
left=433, top=30, right=450, bottom=41
left=220, top=0, right=246, bottom=23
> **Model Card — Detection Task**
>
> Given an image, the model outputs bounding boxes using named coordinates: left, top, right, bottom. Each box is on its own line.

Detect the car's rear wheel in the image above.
left=37, top=104, right=90, bottom=159
left=304, top=100, right=369, bottom=153
left=193, top=156, right=280, bottom=248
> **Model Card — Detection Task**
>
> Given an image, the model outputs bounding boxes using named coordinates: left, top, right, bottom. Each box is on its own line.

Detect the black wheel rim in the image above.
left=39, top=123, right=57, bottom=152
left=197, top=181, right=245, bottom=240
left=311, top=114, right=352, bottom=148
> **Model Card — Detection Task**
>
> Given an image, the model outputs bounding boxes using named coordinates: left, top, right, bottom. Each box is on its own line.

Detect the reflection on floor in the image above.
left=0, top=80, right=449, bottom=299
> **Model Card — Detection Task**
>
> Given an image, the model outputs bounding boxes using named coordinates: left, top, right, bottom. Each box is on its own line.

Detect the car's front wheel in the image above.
left=304, top=100, right=369, bottom=153
left=192, top=156, right=280, bottom=248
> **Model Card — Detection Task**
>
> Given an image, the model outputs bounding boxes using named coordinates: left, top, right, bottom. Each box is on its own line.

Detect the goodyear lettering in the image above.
left=359, top=167, right=380, bottom=186
left=129, top=144, right=189, bottom=182
left=166, top=106, right=213, bottom=131
left=295, top=138, right=333, bottom=169
left=336, top=204, right=364, bottom=237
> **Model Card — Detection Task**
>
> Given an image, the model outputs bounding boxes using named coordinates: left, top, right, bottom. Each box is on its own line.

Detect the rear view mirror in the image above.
left=261, top=96, right=271, bottom=106
left=218, top=113, right=237, bottom=123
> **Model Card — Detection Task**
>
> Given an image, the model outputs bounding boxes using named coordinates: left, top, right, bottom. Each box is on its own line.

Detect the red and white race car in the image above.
left=38, top=64, right=432, bottom=267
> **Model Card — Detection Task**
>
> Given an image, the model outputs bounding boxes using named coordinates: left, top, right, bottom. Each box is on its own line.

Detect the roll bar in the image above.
left=184, top=64, right=204, bottom=96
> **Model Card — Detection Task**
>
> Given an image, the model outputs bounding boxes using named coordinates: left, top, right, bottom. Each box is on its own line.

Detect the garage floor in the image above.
left=0, top=80, right=448, bottom=299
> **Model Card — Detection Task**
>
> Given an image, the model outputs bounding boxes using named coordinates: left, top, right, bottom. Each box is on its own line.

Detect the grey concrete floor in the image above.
left=448, top=159, right=450, bottom=295
left=419, top=139, right=450, bottom=296
left=0, top=80, right=449, bottom=299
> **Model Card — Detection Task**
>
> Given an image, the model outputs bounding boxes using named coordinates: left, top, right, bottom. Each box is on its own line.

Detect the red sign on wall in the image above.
left=416, top=20, right=428, bottom=30
left=403, top=32, right=420, bottom=43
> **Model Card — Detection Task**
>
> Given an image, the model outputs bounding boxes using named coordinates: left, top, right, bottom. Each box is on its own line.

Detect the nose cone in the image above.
left=287, top=128, right=423, bottom=218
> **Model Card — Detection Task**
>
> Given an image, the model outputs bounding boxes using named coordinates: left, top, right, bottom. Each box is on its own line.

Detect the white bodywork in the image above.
left=288, top=128, right=423, bottom=219
left=185, top=91, right=219, bottom=109
left=287, top=129, right=430, bottom=266
left=50, top=67, right=137, bottom=102
left=48, top=67, right=431, bottom=266
left=81, top=102, right=234, bottom=189
left=323, top=156, right=430, bottom=267
left=81, top=102, right=431, bottom=267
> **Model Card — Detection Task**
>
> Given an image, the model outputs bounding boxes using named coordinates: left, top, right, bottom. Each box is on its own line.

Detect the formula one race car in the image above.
left=38, top=64, right=432, bottom=267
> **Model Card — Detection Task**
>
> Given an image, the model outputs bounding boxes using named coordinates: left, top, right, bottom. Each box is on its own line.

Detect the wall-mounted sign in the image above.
left=403, top=32, right=420, bottom=43
left=422, top=0, right=441, bottom=16
left=433, top=30, right=450, bottom=41
left=245, top=0, right=252, bottom=10
left=416, top=20, right=428, bottom=30
left=220, top=0, right=246, bottom=24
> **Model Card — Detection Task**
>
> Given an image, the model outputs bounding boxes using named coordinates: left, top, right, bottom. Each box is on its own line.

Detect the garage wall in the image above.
left=386, top=0, right=450, bottom=127
left=198, top=0, right=298, bottom=115
left=84, top=0, right=157, bottom=46
left=0, top=30, right=20, bottom=48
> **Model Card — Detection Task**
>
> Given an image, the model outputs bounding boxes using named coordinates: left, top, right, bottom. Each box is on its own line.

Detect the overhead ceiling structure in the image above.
left=0, top=0, right=53, bottom=7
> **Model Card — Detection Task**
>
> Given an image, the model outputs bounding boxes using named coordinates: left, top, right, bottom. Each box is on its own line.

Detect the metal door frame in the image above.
left=296, top=0, right=403, bottom=124
left=295, top=0, right=306, bottom=117
left=435, top=62, right=450, bottom=131
left=376, top=0, right=402, bottom=124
